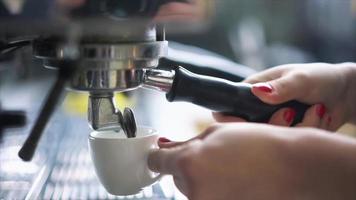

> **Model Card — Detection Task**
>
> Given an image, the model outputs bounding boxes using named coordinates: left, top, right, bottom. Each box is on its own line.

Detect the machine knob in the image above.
left=0, top=108, right=26, bottom=142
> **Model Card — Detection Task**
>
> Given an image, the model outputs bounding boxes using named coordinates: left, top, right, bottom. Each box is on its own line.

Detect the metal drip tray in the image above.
left=38, top=116, right=174, bottom=200
left=0, top=79, right=177, bottom=200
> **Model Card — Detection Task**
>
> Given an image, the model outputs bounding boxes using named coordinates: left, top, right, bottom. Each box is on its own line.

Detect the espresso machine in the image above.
left=0, top=0, right=217, bottom=161
left=0, top=0, right=309, bottom=199
left=0, top=0, right=308, bottom=162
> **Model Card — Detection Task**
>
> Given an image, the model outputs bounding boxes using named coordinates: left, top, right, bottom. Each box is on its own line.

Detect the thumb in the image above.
left=148, top=148, right=181, bottom=174
left=148, top=140, right=201, bottom=175
left=251, top=74, right=307, bottom=104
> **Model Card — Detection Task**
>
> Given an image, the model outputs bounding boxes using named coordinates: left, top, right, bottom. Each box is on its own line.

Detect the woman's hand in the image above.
left=148, top=123, right=356, bottom=200
left=214, top=63, right=356, bottom=131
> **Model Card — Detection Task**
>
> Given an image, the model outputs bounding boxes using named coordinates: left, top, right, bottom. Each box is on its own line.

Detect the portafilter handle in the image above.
left=143, top=67, right=309, bottom=125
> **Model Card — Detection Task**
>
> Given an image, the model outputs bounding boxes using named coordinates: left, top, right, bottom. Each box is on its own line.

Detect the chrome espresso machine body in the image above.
left=1, top=0, right=309, bottom=163
left=0, top=0, right=210, bottom=161
left=0, top=1, right=210, bottom=198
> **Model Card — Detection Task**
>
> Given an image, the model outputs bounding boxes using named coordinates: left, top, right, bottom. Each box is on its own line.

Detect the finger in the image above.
left=148, top=148, right=182, bottom=174
left=251, top=73, right=309, bottom=105
left=320, top=113, right=331, bottom=131
left=296, top=104, right=326, bottom=128
left=268, top=108, right=296, bottom=127
left=159, top=124, right=220, bottom=149
left=199, top=123, right=223, bottom=138
left=180, top=124, right=222, bottom=144
left=326, top=115, right=334, bottom=131
left=212, top=112, right=246, bottom=123
left=243, top=65, right=289, bottom=84
left=148, top=139, right=202, bottom=175
left=158, top=138, right=185, bottom=149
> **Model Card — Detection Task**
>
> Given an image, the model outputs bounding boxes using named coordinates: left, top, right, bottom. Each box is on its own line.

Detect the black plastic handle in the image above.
left=166, top=67, right=309, bottom=125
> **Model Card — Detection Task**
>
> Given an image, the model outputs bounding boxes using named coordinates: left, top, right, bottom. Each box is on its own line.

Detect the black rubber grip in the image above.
left=166, top=67, right=309, bottom=125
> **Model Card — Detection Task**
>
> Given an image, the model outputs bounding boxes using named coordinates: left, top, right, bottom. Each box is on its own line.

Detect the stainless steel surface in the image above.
left=71, top=68, right=145, bottom=92
left=143, top=69, right=175, bottom=93
left=0, top=0, right=210, bottom=198
left=32, top=24, right=168, bottom=132
left=0, top=76, right=176, bottom=199
left=31, top=21, right=168, bottom=132
left=34, top=39, right=168, bottom=92
left=88, top=93, right=138, bottom=135
left=0, top=77, right=65, bottom=199
left=34, top=40, right=167, bottom=61
left=39, top=116, right=171, bottom=200
left=0, top=0, right=208, bottom=141
left=88, top=92, right=122, bottom=131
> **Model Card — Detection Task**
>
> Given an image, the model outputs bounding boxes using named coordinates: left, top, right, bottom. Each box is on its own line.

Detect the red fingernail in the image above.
left=159, top=137, right=171, bottom=143
left=284, top=109, right=296, bottom=124
left=316, top=104, right=326, bottom=118
left=253, top=83, right=273, bottom=93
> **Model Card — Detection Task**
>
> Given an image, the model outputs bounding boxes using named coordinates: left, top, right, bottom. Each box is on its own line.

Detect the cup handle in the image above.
left=143, top=168, right=163, bottom=187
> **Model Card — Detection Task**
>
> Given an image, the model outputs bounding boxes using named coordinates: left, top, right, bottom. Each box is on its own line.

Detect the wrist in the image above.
left=339, top=63, right=356, bottom=124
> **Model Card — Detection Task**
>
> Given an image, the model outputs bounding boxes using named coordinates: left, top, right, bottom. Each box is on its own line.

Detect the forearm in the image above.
left=341, top=62, right=356, bottom=124
left=290, top=128, right=356, bottom=199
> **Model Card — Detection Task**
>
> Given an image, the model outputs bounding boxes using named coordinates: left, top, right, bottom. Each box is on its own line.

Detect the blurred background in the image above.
left=165, top=0, right=356, bottom=137
left=171, top=0, right=356, bottom=68
left=0, top=0, right=355, bottom=199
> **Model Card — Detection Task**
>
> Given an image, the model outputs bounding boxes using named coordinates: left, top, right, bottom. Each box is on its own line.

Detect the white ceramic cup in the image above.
left=88, top=126, right=161, bottom=196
